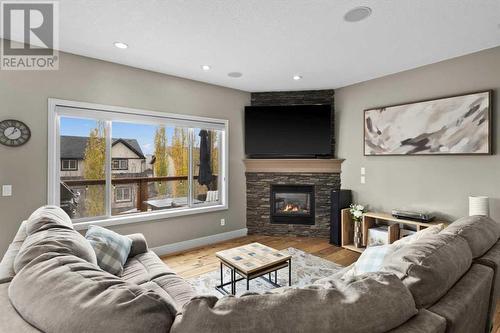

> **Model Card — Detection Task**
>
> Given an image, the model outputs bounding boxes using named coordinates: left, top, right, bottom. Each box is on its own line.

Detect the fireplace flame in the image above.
left=283, top=203, right=300, bottom=212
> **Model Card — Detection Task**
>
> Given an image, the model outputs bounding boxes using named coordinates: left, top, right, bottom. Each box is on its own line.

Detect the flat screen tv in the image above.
left=245, top=104, right=332, bottom=158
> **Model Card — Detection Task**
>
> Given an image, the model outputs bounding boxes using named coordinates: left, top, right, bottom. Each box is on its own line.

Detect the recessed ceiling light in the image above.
left=228, top=72, right=243, bottom=78
left=293, top=75, right=302, bottom=81
left=113, top=42, right=128, bottom=49
left=344, top=6, right=372, bottom=22
left=201, top=65, right=211, bottom=71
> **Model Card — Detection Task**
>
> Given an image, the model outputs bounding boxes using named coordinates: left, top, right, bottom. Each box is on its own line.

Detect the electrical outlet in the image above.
left=360, top=176, right=366, bottom=184
left=220, top=218, right=226, bottom=226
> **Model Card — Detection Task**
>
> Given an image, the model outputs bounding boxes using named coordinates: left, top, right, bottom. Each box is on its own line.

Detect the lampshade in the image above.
left=469, top=196, right=489, bottom=216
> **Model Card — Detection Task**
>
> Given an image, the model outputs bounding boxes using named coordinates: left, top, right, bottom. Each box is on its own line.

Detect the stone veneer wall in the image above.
left=246, top=90, right=337, bottom=237
left=246, top=172, right=340, bottom=237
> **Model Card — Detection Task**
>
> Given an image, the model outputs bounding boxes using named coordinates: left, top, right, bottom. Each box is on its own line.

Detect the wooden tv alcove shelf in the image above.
left=243, top=158, right=344, bottom=173
left=341, top=209, right=448, bottom=253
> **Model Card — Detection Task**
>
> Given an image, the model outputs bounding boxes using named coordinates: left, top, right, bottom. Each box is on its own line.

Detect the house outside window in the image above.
left=112, top=159, right=128, bottom=170
left=48, top=99, right=228, bottom=228
left=115, top=186, right=132, bottom=202
left=61, top=159, right=78, bottom=171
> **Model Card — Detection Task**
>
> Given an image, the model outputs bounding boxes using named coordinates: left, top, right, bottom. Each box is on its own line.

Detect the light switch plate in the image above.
left=2, top=185, right=12, bottom=196
left=360, top=176, right=366, bottom=184
left=360, top=167, right=366, bottom=175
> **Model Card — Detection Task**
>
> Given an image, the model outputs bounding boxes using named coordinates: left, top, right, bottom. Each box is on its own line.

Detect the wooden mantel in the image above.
left=243, top=158, right=344, bottom=173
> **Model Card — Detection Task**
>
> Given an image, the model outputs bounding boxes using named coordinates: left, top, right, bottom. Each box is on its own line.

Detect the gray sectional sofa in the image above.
left=0, top=206, right=499, bottom=333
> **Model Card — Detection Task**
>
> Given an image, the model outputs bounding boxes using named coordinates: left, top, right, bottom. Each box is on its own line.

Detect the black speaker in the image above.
left=330, top=189, right=352, bottom=246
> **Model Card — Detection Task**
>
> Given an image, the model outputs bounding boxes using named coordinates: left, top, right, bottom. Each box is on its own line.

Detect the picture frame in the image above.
left=364, top=90, right=492, bottom=156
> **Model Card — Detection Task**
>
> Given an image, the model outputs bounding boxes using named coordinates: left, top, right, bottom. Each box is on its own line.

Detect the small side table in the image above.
left=215, top=242, right=292, bottom=295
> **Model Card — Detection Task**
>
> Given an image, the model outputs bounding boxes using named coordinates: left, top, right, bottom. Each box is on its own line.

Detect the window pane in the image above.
left=60, top=117, right=106, bottom=219
left=111, top=122, right=190, bottom=216
left=115, top=186, right=131, bottom=202
left=192, top=128, right=221, bottom=206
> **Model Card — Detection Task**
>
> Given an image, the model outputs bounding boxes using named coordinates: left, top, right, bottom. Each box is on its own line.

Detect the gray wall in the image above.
left=336, top=46, right=500, bottom=222
left=0, top=50, right=249, bottom=255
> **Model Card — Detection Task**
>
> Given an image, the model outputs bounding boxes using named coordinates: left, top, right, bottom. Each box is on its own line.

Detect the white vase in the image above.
left=354, top=220, right=363, bottom=248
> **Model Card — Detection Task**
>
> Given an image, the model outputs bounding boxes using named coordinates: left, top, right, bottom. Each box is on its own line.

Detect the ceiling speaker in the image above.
left=344, top=7, right=372, bottom=22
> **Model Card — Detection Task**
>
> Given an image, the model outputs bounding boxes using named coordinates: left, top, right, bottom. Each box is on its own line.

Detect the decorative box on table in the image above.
left=367, top=226, right=389, bottom=247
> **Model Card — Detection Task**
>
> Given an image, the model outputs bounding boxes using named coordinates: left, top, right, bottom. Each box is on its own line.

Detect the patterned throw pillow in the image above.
left=353, top=244, right=394, bottom=275
left=85, top=226, right=132, bottom=275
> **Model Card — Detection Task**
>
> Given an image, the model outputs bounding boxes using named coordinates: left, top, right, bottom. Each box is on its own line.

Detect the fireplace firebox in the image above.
left=270, top=184, right=315, bottom=225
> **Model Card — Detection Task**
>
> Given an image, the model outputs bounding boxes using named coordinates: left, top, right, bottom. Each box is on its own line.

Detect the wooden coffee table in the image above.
left=215, top=242, right=292, bottom=295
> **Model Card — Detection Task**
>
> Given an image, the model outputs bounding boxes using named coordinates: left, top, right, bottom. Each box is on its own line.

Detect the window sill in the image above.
left=72, top=203, right=228, bottom=231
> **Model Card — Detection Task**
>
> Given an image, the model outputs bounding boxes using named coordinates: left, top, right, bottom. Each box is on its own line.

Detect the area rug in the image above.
left=187, top=247, right=343, bottom=297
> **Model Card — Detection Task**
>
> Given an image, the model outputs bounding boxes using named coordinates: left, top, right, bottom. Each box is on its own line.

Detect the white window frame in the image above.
left=112, top=158, right=128, bottom=170
left=61, top=159, right=78, bottom=171
left=48, top=98, right=229, bottom=230
left=115, top=186, right=132, bottom=203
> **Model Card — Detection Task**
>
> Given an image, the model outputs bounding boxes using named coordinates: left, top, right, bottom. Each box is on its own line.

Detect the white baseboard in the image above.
left=151, top=228, right=248, bottom=256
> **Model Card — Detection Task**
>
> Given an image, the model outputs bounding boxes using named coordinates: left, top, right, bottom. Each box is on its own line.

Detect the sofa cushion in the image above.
left=171, top=272, right=417, bottom=333
left=86, top=226, right=132, bottom=276
left=14, top=227, right=97, bottom=274
left=14, top=204, right=97, bottom=273
left=145, top=274, right=197, bottom=311
left=387, top=309, right=446, bottom=333
left=25, top=205, right=73, bottom=235
left=140, top=280, right=182, bottom=312
left=382, top=233, right=472, bottom=308
left=121, top=251, right=176, bottom=285
left=0, top=283, right=41, bottom=333
left=9, top=253, right=176, bottom=333
left=442, top=215, right=500, bottom=258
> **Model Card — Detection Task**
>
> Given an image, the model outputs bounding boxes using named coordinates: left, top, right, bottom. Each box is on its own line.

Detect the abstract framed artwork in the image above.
left=364, top=90, right=492, bottom=156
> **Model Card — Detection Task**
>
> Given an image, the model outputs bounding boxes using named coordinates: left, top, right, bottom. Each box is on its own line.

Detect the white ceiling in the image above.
left=8, top=0, right=500, bottom=91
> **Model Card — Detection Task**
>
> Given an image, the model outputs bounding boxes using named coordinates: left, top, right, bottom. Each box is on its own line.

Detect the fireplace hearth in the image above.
left=270, top=185, right=315, bottom=225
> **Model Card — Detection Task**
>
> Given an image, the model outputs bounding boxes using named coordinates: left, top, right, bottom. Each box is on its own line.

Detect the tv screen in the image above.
left=245, top=105, right=332, bottom=157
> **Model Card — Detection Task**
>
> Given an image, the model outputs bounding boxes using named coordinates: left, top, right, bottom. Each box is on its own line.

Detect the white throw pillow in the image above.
left=392, top=223, right=445, bottom=250
left=343, top=223, right=445, bottom=279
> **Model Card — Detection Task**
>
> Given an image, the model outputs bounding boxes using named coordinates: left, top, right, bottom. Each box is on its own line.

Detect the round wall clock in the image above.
left=0, top=119, right=31, bottom=147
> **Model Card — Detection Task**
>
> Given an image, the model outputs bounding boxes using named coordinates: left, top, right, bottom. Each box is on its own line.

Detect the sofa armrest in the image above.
left=126, top=233, right=148, bottom=257
left=0, top=221, right=28, bottom=284
left=475, top=239, right=500, bottom=300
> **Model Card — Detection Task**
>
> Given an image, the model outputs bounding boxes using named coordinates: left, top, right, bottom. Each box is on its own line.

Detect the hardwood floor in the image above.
left=161, top=235, right=359, bottom=279
left=161, top=235, right=499, bottom=332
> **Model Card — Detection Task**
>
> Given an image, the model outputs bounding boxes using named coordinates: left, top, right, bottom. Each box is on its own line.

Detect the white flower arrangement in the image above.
left=349, top=203, right=365, bottom=223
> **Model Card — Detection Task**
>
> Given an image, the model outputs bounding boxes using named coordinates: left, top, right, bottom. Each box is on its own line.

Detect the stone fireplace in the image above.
left=245, top=159, right=343, bottom=238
